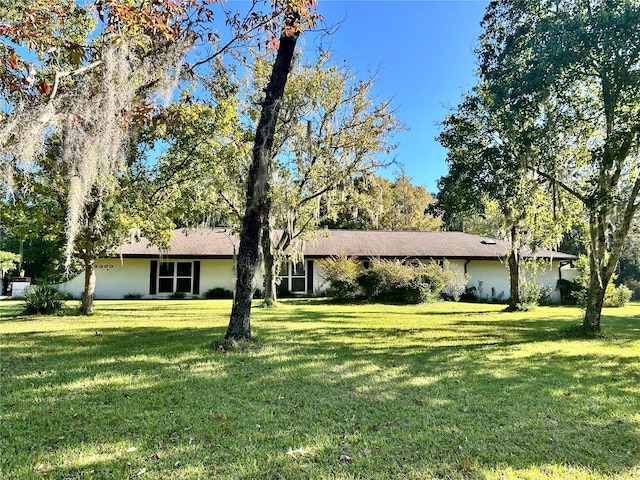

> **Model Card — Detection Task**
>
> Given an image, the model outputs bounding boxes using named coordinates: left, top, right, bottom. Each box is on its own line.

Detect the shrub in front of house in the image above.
left=123, top=292, right=143, bottom=300
left=441, top=267, right=470, bottom=301
left=327, top=278, right=360, bottom=300
left=22, top=284, right=67, bottom=315
left=562, top=257, right=632, bottom=308
left=317, top=255, right=360, bottom=300
left=357, top=268, right=384, bottom=299
left=388, top=279, right=430, bottom=304
left=556, top=279, right=583, bottom=305
left=320, top=257, right=453, bottom=304
left=407, top=263, right=449, bottom=303
left=276, top=282, right=294, bottom=298
left=460, top=285, right=480, bottom=302
left=515, top=279, right=553, bottom=311
left=205, top=287, right=234, bottom=299
left=361, top=259, right=414, bottom=300
left=560, top=278, right=631, bottom=308
left=360, top=259, right=448, bottom=304
left=354, top=260, right=447, bottom=303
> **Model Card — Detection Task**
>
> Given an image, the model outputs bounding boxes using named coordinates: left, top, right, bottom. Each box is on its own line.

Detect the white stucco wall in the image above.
left=465, top=259, right=567, bottom=303
left=534, top=261, right=564, bottom=303
left=560, top=265, right=577, bottom=283
left=56, top=258, right=156, bottom=299
left=465, top=259, right=510, bottom=301
left=56, top=258, right=246, bottom=299
left=200, top=259, right=236, bottom=294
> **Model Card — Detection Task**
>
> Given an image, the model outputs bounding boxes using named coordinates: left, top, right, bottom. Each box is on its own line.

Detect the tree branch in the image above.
left=49, top=60, right=103, bottom=101
left=531, top=167, right=586, bottom=204
left=218, top=190, right=243, bottom=222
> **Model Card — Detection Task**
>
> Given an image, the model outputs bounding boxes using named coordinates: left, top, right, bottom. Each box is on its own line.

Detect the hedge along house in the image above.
left=56, top=228, right=577, bottom=302
left=304, top=230, right=577, bottom=302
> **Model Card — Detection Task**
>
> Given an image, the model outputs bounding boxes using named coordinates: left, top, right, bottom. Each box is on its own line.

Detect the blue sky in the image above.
left=305, top=0, right=490, bottom=192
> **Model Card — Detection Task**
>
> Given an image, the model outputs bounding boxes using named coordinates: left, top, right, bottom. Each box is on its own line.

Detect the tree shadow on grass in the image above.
left=1, top=312, right=639, bottom=479
left=0, top=301, right=24, bottom=320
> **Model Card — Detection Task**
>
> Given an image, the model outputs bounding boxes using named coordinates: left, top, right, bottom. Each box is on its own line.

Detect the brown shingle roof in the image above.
left=303, top=230, right=575, bottom=260
left=115, top=228, right=576, bottom=261
left=116, top=228, right=238, bottom=257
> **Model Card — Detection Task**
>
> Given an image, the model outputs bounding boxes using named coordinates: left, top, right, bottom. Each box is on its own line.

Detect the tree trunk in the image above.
left=582, top=210, right=615, bottom=332
left=262, top=225, right=278, bottom=306
left=583, top=270, right=606, bottom=332
left=226, top=14, right=300, bottom=341
left=582, top=179, right=640, bottom=331
left=80, top=256, right=96, bottom=315
left=507, top=248, right=520, bottom=310
left=505, top=223, right=521, bottom=310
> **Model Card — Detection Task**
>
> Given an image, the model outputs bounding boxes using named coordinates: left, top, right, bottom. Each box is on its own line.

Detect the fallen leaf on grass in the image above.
left=137, top=467, right=147, bottom=475
left=339, top=454, right=353, bottom=463
left=460, top=457, right=475, bottom=472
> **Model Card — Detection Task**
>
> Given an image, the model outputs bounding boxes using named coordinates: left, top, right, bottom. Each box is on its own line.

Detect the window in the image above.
left=280, top=261, right=307, bottom=293
left=176, top=262, right=192, bottom=292
left=158, top=262, right=175, bottom=293
left=157, top=261, right=193, bottom=294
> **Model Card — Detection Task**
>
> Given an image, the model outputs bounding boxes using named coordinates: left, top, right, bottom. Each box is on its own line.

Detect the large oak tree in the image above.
left=476, top=0, right=640, bottom=329
left=436, top=87, right=575, bottom=309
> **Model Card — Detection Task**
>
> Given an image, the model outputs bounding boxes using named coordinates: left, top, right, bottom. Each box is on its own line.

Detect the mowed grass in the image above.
left=1, top=299, right=639, bottom=480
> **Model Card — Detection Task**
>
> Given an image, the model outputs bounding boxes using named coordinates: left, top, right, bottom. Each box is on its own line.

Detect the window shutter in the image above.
left=193, top=261, right=201, bottom=295
left=306, top=260, right=314, bottom=294
left=149, top=260, right=157, bottom=295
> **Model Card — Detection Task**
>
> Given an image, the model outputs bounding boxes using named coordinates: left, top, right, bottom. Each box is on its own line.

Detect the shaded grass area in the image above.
left=1, top=299, right=639, bottom=479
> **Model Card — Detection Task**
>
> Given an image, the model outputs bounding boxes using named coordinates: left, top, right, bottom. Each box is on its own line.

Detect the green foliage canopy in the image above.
left=453, top=0, right=640, bottom=329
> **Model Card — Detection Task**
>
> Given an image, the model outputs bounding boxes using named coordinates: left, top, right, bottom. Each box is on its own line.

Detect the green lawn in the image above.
left=1, top=299, right=639, bottom=479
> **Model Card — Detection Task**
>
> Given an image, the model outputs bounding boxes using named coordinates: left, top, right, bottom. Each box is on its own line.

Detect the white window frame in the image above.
left=158, top=261, right=193, bottom=294
left=280, top=261, right=306, bottom=293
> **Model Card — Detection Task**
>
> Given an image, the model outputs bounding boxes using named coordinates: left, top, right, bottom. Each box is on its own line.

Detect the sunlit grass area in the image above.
left=1, top=299, right=639, bottom=479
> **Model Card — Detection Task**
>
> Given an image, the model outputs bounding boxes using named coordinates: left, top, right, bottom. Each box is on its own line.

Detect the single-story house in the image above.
left=56, top=228, right=577, bottom=302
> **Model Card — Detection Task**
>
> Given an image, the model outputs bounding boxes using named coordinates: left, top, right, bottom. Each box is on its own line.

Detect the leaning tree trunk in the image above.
left=582, top=178, right=640, bottom=332
left=80, top=255, right=96, bottom=315
left=583, top=209, right=616, bottom=332
left=262, top=224, right=278, bottom=306
left=226, top=14, right=300, bottom=341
